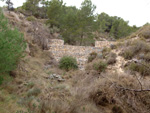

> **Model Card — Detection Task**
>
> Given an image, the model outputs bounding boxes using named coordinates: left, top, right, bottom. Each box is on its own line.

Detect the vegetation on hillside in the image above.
left=0, top=8, right=26, bottom=83
left=59, top=56, right=78, bottom=71
left=1, top=0, right=150, bottom=113
left=20, top=0, right=139, bottom=45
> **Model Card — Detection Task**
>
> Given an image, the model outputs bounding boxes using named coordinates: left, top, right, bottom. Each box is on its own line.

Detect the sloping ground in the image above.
left=1, top=10, right=150, bottom=113
left=3, top=9, right=53, bottom=51
left=0, top=10, right=58, bottom=112
left=107, top=49, right=127, bottom=74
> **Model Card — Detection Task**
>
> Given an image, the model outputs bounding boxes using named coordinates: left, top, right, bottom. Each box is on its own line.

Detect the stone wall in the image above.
left=95, top=41, right=113, bottom=48
left=49, top=39, right=64, bottom=46
left=49, top=39, right=112, bottom=69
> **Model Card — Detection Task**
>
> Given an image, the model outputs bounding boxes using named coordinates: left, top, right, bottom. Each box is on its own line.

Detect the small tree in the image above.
left=22, top=0, right=40, bottom=15
left=6, top=0, right=14, bottom=11
left=47, top=0, right=64, bottom=27
left=0, top=8, right=26, bottom=74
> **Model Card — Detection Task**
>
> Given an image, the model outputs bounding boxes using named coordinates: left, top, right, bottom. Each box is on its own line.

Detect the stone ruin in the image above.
left=49, top=39, right=113, bottom=70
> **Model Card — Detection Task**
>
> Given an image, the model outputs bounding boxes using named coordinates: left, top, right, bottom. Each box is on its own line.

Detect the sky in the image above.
left=0, top=0, right=150, bottom=27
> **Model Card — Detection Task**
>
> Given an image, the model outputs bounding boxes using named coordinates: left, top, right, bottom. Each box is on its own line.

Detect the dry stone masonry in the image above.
left=49, top=39, right=113, bottom=70
left=95, top=41, right=113, bottom=48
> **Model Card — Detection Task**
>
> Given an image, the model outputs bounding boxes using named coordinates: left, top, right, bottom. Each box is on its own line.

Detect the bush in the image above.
left=122, top=49, right=134, bottom=60
left=127, top=62, right=150, bottom=76
left=140, top=53, right=150, bottom=62
left=59, top=56, right=78, bottom=71
left=132, top=40, right=150, bottom=53
left=106, top=52, right=117, bottom=65
left=27, top=16, right=36, bottom=21
left=88, top=52, right=97, bottom=63
left=102, top=47, right=111, bottom=58
left=140, top=26, right=150, bottom=39
left=110, top=44, right=117, bottom=49
left=107, top=57, right=116, bottom=65
left=122, top=40, right=150, bottom=60
left=93, top=60, right=107, bottom=72
left=0, top=9, right=26, bottom=74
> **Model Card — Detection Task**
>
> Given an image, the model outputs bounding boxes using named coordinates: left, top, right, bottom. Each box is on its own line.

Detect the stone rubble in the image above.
left=49, top=74, right=65, bottom=82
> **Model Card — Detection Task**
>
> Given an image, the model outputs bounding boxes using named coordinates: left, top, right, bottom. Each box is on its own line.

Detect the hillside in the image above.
left=1, top=8, right=150, bottom=113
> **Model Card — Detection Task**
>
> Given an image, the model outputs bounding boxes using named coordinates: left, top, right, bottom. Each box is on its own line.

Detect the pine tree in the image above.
left=0, top=8, right=26, bottom=74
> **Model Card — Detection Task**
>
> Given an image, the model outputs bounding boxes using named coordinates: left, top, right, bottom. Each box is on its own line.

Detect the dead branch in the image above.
left=115, top=85, right=150, bottom=92
left=101, top=73, right=150, bottom=93
left=134, top=73, right=143, bottom=90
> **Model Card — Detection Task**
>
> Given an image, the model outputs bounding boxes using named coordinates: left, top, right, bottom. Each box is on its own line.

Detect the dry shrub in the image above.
left=121, top=49, right=134, bottom=60
left=6, top=11, right=52, bottom=50
left=85, top=62, right=93, bottom=71
left=102, top=47, right=111, bottom=57
left=139, top=25, right=150, bottom=39
left=90, top=90, right=112, bottom=106
left=141, top=30, right=150, bottom=39
left=27, top=88, right=41, bottom=97
left=39, top=86, right=78, bottom=113
left=93, top=60, right=107, bottom=72
left=140, top=53, right=150, bottom=62
left=107, top=57, right=117, bottom=64
left=132, top=40, right=150, bottom=53
left=88, top=52, right=97, bottom=63
left=88, top=73, right=150, bottom=113
left=106, top=52, right=117, bottom=65
left=112, top=105, right=123, bottom=113
left=110, top=44, right=117, bottom=49
left=121, top=40, right=150, bottom=60
left=127, top=62, right=150, bottom=76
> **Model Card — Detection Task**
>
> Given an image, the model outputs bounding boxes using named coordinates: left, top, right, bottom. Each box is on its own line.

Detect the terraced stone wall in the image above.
left=49, top=39, right=111, bottom=69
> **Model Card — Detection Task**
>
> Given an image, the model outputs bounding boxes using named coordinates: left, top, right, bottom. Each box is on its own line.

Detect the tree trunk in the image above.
left=80, top=34, right=83, bottom=46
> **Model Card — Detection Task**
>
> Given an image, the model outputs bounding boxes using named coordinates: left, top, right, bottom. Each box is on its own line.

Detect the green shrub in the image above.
left=27, top=16, right=36, bottom=21
left=127, top=62, right=150, bottom=76
left=59, top=56, right=78, bottom=71
left=88, top=52, right=97, bottom=63
left=93, top=60, right=107, bottom=72
left=0, top=8, right=26, bottom=74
